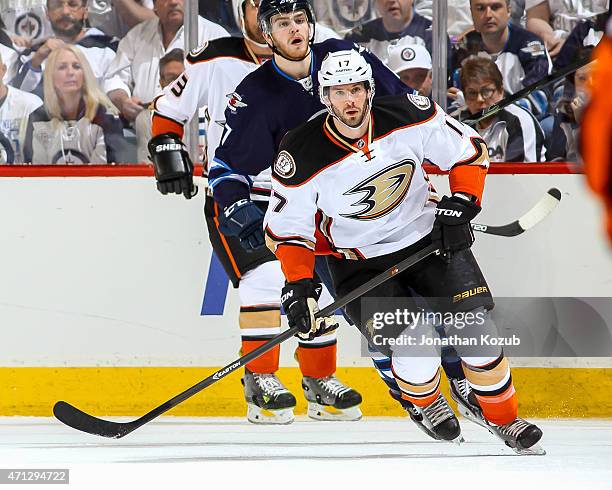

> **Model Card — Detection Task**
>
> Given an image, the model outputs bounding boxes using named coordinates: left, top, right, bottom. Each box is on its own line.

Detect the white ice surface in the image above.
left=1, top=417, right=611, bottom=490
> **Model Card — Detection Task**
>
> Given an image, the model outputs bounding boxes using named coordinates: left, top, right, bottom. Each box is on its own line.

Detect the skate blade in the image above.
left=307, top=402, right=362, bottom=421
left=247, top=404, right=295, bottom=425
left=510, top=443, right=546, bottom=456
left=451, top=434, right=465, bottom=445
left=455, top=401, right=488, bottom=429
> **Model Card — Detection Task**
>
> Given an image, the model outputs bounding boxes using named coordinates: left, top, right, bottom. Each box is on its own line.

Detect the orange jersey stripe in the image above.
left=212, top=201, right=242, bottom=280
left=449, top=164, right=488, bottom=203
left=151, top=113, right=185, bottom=138
left=275, top=243, right=315, bottom=282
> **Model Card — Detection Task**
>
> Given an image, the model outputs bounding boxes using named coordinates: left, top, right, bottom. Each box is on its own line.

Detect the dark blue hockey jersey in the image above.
left=344, top=12, right=452, bottom=68
left=453, top=23, right=552, bottom=95
left=210, top=38, right=411, bottom=209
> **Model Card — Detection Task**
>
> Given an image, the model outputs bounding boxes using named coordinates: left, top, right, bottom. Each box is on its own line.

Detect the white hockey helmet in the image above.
left=232, top=0, right=268, bottom=48
left=318, top=50, right=375, bottom=120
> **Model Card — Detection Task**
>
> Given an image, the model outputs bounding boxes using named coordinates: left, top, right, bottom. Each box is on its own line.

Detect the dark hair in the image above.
left=459, top=56, right=503, bottom=91
left=46, top=0, right=88, bottom=7
left=159, top=48, right=185, bottom=73
left=470, top=0, right=510, bottom=7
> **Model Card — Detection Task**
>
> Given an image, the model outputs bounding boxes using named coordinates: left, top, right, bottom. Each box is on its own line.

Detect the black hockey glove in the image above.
left=281, top=279, right=339, bottom=341
left=217, top=199, right=265, bottom=251
left=149, top=133, right=197, bottom=199
left=432, top=194, right=481, bottom=254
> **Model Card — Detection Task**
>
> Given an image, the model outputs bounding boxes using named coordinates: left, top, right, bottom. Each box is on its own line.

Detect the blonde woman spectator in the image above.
left=11, top=0, right=118, bottom=98
left=23, top=45, right=123, bottom=163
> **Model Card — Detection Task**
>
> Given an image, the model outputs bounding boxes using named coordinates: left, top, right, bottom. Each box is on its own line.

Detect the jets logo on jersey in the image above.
left=52, top=149, right=90, bottom=164
left=274, top=150, right=296, bottom=178
left=226, top=92, right=248, bottom=113
left=15, top=13, right=42, bottom=39
left=407, top=93, right=431, bottom=110
left=341, top=160, right=415, bottom=221
left=521, top=41, right=546, bottom=57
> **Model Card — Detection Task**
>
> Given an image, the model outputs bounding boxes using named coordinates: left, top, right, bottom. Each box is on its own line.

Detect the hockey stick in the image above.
left=471, top=188, right=561, bottom=237
left=461, top=56, right=592, bottom=126
left=53, top=242, right=441, bottom=439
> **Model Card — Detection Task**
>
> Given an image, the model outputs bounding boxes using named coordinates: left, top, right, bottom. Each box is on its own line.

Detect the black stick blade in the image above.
left=53, top=401, right=136, bottom=439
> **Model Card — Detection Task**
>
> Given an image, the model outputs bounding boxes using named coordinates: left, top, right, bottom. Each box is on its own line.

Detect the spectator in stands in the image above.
left=547, top=50, right=595, bottom=161
left=554, top=11, right=609, bottom=70
left=412, top=0, right=474, bottom=38
left=458, top=57, right=546, bottom=162
left=312, top=0, right=376, bottom=35
left=0, top=51, right=43, bottom=163
left=11, top=0, right=118, bottom=98
left=454, top=0, right=552, bottom=97
left=134, top=48, right=185, bottom=162
left=387, top=43, right=432, bottom=96
left=345, top=0, right=451, bottom=66
left=88, top=0, right=156, bottom=39
left=0, top=16, right=19, bottom=83
left=526, top=0, right=609, bottom=57
left=0, top=0, right=53, bottom=46
left=104, top=0, right=229, bottom=123
left=23, top=45, right=123, bottom=164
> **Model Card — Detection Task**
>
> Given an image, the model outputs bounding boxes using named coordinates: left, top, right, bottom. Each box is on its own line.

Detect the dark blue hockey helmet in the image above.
left=257, top=0, right=316, bottom=36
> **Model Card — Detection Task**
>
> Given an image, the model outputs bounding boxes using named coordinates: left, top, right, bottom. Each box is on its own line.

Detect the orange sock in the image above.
left=463, top=356, right=518, bottom=425
left=239, top=306, right=280, bottom=373
left=242, top=339, right=280, bottom=373
left=296, top=342, right=337, bottom=378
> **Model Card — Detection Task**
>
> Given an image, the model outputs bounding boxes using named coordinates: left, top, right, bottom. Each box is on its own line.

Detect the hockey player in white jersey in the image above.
left=264, top=50, right=544, bottom=452
left=148, top=0, right=362, bottom=424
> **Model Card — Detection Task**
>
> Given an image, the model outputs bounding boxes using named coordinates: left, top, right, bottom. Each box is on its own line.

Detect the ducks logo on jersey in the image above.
left=341, top=160, right=415, bottom=221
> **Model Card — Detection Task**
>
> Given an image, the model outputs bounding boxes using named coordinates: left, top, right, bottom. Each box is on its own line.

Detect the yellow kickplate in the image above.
left=1, top=366, right=611, bottom=417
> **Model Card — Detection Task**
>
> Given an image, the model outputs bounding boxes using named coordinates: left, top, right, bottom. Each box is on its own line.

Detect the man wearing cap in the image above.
left=387, top=43, right=432, bottom=96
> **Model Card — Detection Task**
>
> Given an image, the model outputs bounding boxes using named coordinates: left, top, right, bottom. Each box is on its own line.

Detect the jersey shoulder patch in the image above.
left=187, top=37, right=251, bottom=64
left=272, top=113, right=347, bottom=186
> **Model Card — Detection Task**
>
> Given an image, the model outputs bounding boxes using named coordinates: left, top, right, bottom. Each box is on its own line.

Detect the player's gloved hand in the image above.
left=149, top=132, right=198, bottom=199
left=217, top=199, right=265, bottom=251
left=432, top=194, right=481, bottom=254
left=281, top=279, right=339, bottom=341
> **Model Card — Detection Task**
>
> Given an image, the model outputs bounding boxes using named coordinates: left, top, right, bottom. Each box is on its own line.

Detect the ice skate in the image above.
left=449, top=377, right=488, bottom=429
left=389, top=388, right=448, bottom=441
left=486, top=417, right=545, bottom=455
left=242, top=370, right=296, bottom=425
left=413, top=393, right=463, bottom=443
left=302, top=375, right=362, bottom=421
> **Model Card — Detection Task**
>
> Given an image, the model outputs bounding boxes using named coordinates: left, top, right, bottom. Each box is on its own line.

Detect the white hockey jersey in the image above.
left=264, top=94, right=489, bottom=267
left=151, top=36, right=263, bottom=171
left=0, top=85, right=42, bottom=163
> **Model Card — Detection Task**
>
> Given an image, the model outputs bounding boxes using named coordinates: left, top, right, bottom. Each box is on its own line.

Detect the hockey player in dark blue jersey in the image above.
left=209, top=12, right=410, bottom=209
